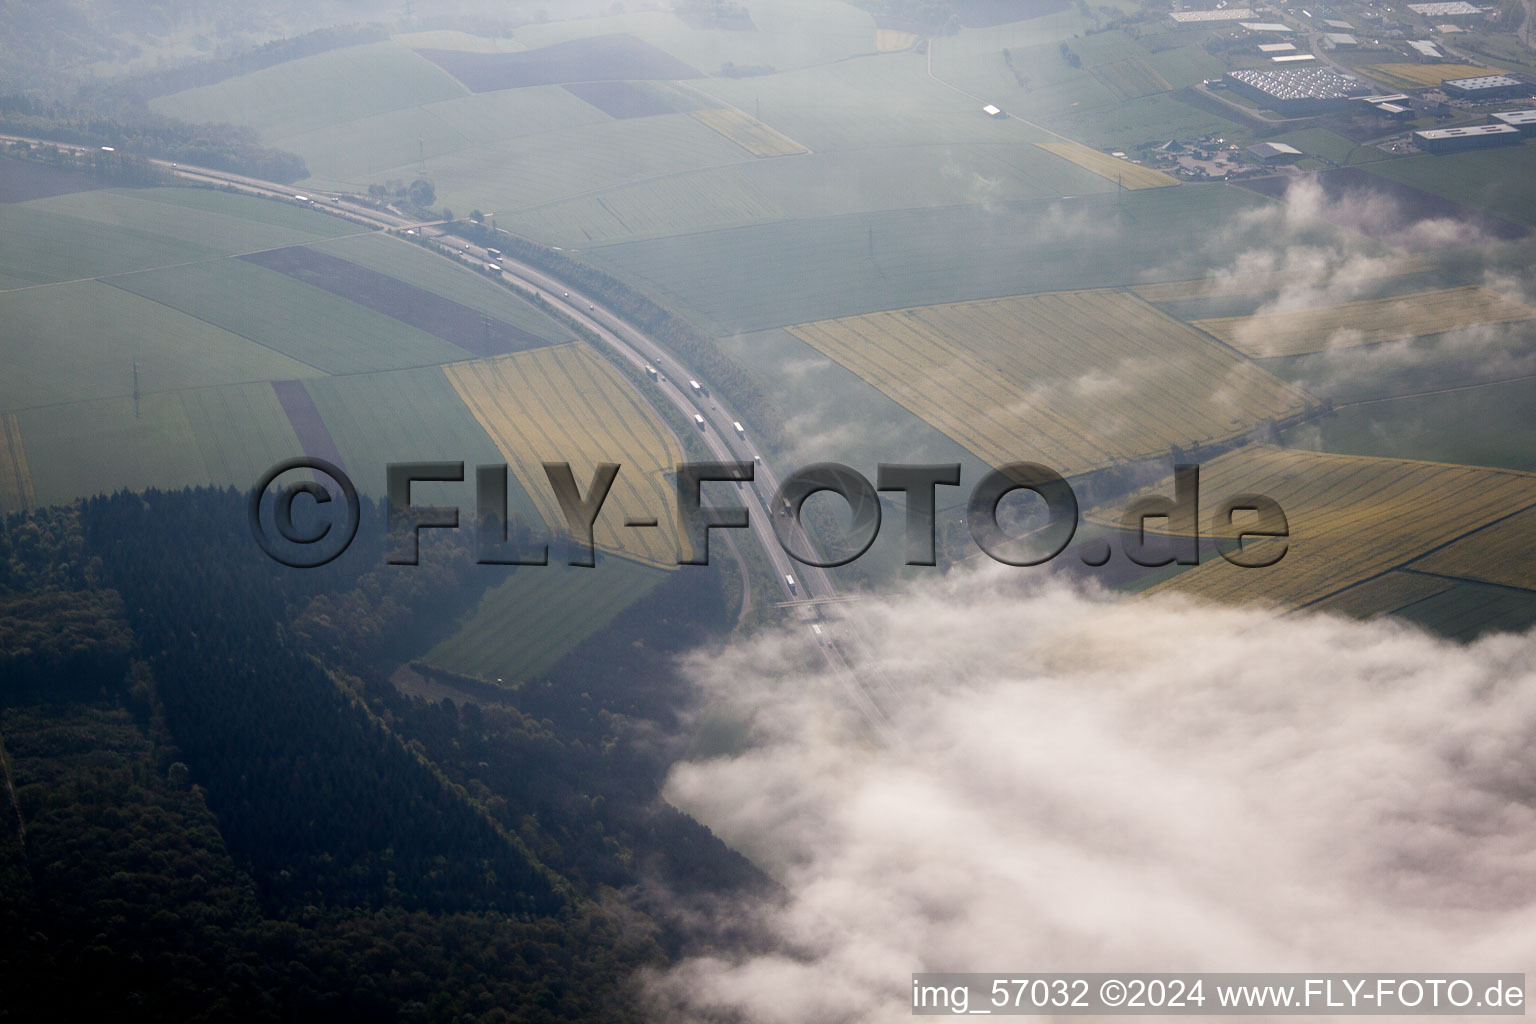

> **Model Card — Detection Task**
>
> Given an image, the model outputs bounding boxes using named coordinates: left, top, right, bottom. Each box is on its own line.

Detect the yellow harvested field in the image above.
left=444, top=343, right=688, bottom=568
left=0, top=413, right=35, bottom=513
left=691, top=107, right=809, bottom=157
left=875, top=28, right=919, bottom=51
left=1307, top=571, right=1454, bottom=620
left=786, top=290, right=1308, bottom=477
left=1411, top=505, right=1536, bottom=592
left=1090, top=447, right=1536, bottom=611
left=1131, top=257, right=1430, bottom=303
left=1193, top=285, right=1536, bottom=358
left=1361, top=63, right=1509, bottom=88
left=1034, top=141, right=1178, bottom=189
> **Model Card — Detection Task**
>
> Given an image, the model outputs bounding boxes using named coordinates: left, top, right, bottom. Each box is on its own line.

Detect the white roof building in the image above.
left=1171, top=8, right=1256, bottom=21
left=1406, top=2, right=1483, bottom=15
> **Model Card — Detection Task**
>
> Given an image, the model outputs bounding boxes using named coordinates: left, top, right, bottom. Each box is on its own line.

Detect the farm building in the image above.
left=1406, top=1, right=1483, bottom=16
left=1257, top=42, right=1298, bottom=53
left=982, top=104, right=1004, bottom=117
left=1170, top=8, right=1255, bottom=22
left=1240, top=21, right=1295, bottom=32
left=1272, top=53, right=1318, bottom=63
left=1489, top=109, right=1536, bottom=136
left=1323, top=32, right=1359, bottom=49
left=1373, top=101, right=1415, bottom=118
left=1407, top=40, right=1446, bottom=60
left=1442, top=75, right=1528, bottom=99
left=1414, top=123, right=1521, bottom=152
left=1248, top=141, right=1304, bottom=162
left=1224, top=67, right=1367, bottom=114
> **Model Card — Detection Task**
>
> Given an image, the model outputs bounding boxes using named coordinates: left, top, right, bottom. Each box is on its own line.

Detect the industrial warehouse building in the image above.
left=1224, top=67, right=1367, bottom=114
left=1488, top=109, right=1536, bottom=136
left=1414, top=123, right=1521, bottom=152
left=1248, top=141, right=1304, bottom=162
left=1406, top=1, right=1484, bottom=15
left=1442, top=75, right=1528, bottom=99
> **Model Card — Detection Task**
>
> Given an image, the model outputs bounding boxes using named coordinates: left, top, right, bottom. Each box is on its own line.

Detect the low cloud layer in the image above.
left=645, top=568, right=1536, bottom=1022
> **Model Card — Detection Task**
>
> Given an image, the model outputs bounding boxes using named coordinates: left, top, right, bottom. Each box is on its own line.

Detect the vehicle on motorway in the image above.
left=694, top=414, right=706, bottom=430
left=733, top=421, right=745, bottom=437
left=785, top=574, right=797, bottom=594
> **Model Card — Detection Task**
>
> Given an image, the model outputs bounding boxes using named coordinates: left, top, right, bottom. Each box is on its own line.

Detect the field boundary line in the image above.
left=0, top=228, right=378, bottom=296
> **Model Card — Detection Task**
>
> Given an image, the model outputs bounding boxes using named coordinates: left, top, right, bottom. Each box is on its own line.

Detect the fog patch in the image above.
left=644, top=567, right=1536, bottom=1022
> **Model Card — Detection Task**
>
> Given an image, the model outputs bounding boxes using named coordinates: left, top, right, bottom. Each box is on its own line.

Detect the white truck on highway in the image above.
left=733, top=421, right=745, bottom=437
left=694, top=414, right=706, bottom=430
left=785, top=574, right=796, bottom=594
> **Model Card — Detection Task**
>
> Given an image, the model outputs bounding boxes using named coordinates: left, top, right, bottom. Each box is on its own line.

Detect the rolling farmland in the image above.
left=0, top=414, right=35, bottom=513
left=18, top=383, right=303, bottom=507
left=588, top=184, right=1269, bottom=334
left=106, top=259, right=474, bottom=375
left=421, top=558, right=669, bottom=684
left=690, top=108, right=810, bottom=158
left=1411, top=506, right=1536, bottom=592
left=786, top=290, right=1308, bottom=476
left=149, top=41, right=468, bottom=139
left=1306, top=571, right=1455, bottom=621
left=1192, top=286, right=1536, bottom=358
left=1091, top=58, right=1171, bottom=102
left=415, top=34, right=703, bottom=91
left=0, top=279, right=320, bottom=410
left=1099, top=447, right=1536, bottom=612
left=1033, top=142, right=1178, bottom=188
left=444, top=344, right=688, bottom=569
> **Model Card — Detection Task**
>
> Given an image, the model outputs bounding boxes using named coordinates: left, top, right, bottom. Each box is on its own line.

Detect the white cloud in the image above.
left=644, top=567, right=1536, bottom=1022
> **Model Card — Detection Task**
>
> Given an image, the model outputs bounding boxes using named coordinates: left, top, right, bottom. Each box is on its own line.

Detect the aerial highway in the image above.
left=0, top=133, right=900, bottom=736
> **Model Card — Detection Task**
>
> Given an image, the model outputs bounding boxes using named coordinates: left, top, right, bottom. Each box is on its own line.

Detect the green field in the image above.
left=106, top=259, right=478, bottom=375
left=1393, top=578, right=1536, bottom=641
left=1268, top=127, right=1388, bottom=167
left=306, top=233, right=575, bottom=344
left=296, top=366, right=537, bottom=513
left=0, top=279, right=320, bottom=410
left=0, top=202, right=223, bottom=290
left=586, top=184, right=1269, bottom=334
left=1047, top=90, right=1251, bottom=150
left=17, top=382, right=302, bottom=506
left=279, top=86, right=610, bottom=191
left=1364, top=145, right=1536, bottom=227
left=508, top=165, right=790, bottom=246
left=0, top=189, right=358, bottom=291
left=1280, top=378, right=1536, bottom=474
left=421, top=557, right=670, bottom=684
left=687, top=53, right=1055, bottom=152
left=386, top=112, right=754, bottom=220
left=150, top=41, right=468, bottom=139
left=22, top=187, right=357, bottom=251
